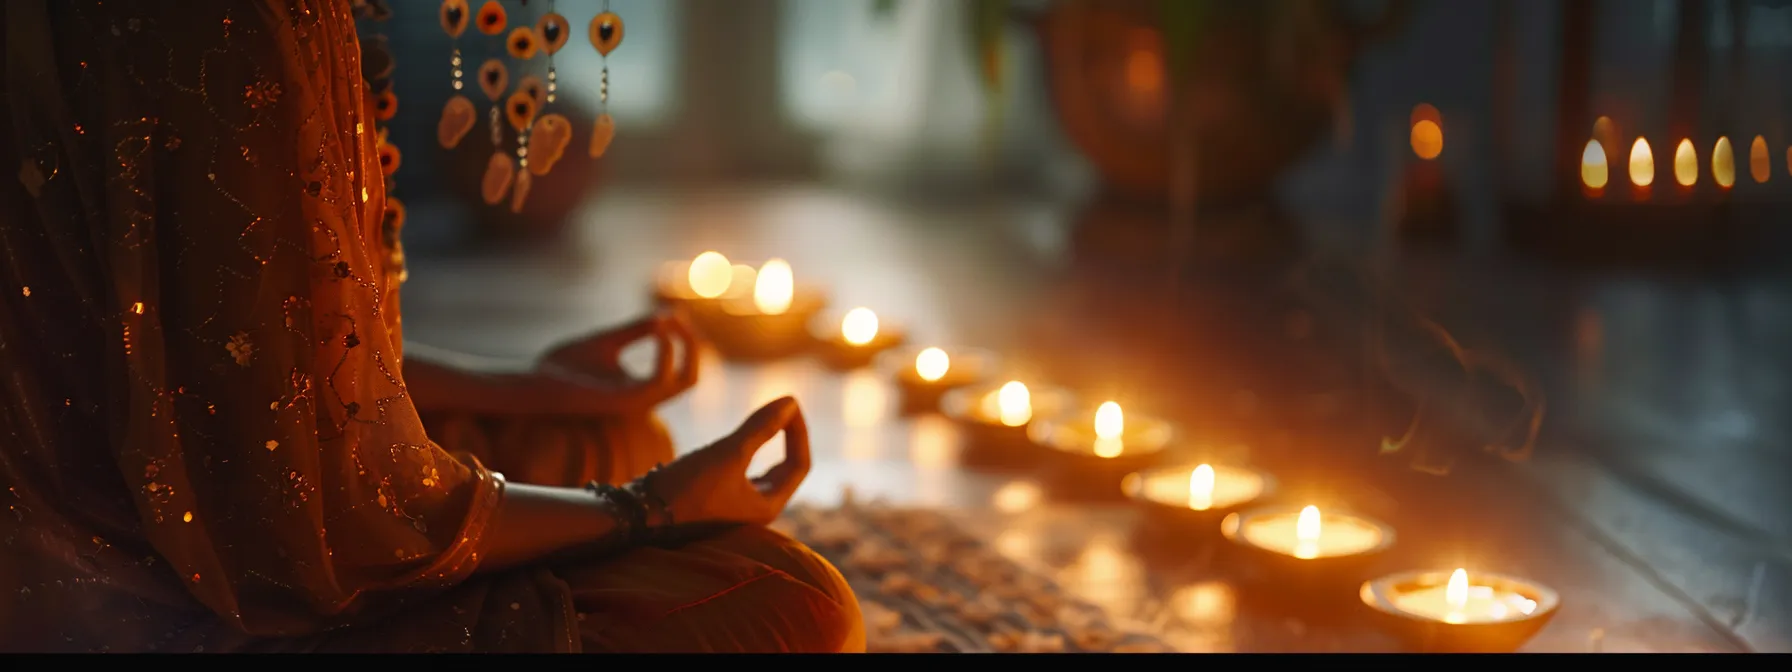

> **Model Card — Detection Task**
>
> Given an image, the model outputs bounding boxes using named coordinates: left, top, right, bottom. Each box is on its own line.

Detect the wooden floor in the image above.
left=399, top=184, right=1788, bottom=653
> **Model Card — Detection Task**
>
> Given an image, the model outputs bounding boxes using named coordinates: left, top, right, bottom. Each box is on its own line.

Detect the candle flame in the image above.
left=1750, top=135, right=1771, bottom=184
left=1674, top=139, right=1698, bottom=186
left=1713, top=137, right=1736, bottom=188
left=1628, top=137, right=1654, bottom=187
left=752, top=259, right=794, bottom=315
left=1188, top=464, right=1215, bottom=511
left=915, top=347, right=950, bottom=382
left=1446, top=568, right=1469, bottom=611
left=1094, top=402, right=1124, bottom=439
left=996, top=381, right=1031, bottom=427
left=1296, top=505, right=1321, bottom=541
left=1581, top=139, right=1608, bottom=190
left=841, top=308, right=879, bottom=345
left=1091, top=401, right=1125, bottom=458
left=688, top=251, right=733, bottom=299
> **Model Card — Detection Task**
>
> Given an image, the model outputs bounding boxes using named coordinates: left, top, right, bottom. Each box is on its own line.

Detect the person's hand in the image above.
left=526, top=310, right=700, bottom=415
left=648, top=396, right=811, bottom=528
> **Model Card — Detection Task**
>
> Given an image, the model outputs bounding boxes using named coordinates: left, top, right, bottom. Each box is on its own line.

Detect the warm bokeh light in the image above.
left=752, top=259, right=793, bottom=315
left=687, top=251, right=732, bottom=298
left=1713, top=137, right=1736, bottom=188
left=1628, top=137, right=1654, bottom=187
left=1409, top=104, right=1443, bottom=160
left=1411, top=120, right=1443, bottom=160
left=1581, top=139, right=1608, bottom=190
left=841, top=308, right=879, bottom=346
left=996, top=381, right=1031, bottom=427
left=1188, top=464, right=1216, bottom=511
left=992, top=480, right=1042, bottom=513
left=1674, top=139, right=1698, bottom=186
left=1750, top=135, right=1771, bottom=183
left=1124, top=43, right=1163, bottom=95
left=1446, top=568, right=1469, bottom=611
left=1092, top=401, right=1124, bottom=458
left=1592, top=116, right=1616, bottom=147
left=915, top=347, right=950, bottom=382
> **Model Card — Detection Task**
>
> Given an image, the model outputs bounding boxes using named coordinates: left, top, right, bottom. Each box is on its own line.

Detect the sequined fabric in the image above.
left=0, top=0, right=518, bottom=651
left=1, top=1, right=861, bottom=653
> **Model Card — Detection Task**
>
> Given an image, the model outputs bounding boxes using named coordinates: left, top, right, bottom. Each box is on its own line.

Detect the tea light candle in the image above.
left=702, top=258, right=828, bottom=361
left=1123, top=463, right=1271, bottom=515
left=1220, top=505, right=1395, bottom=591
left=1226, top=505, right=1388, bottom=560
left=1031, top=401, right=1172, bottom=460
left=811, top=307, right=906, bottom=370
left=941, top=380, right=1074, bottom=467
left=653, top=251, right=757, bottom=305
left=1029, top=402, right=1174, bottom=499
left=1360, top=568, right=1561, bottom=652
left=878, top=346, right=997, bottom=414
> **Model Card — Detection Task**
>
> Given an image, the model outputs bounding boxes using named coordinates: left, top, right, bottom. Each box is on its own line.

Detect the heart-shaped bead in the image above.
left=437, top=95, right=476, bottom=149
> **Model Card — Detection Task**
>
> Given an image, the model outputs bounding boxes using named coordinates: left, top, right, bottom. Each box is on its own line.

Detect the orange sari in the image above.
left=0, top=0, right=857, bottom=652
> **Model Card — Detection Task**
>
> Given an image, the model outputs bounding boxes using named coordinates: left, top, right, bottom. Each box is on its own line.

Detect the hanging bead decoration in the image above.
left=474, top=1, right=515, bottom=205
left=437, top=0, right=476, bottom=149
left=588, top=2, right=624, bottom=159
left=503, top=20, right=543, bottom=213
left=527, top=2, right=575, bottom=179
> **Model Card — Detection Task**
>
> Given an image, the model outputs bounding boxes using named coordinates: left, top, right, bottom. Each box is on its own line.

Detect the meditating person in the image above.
left=0, top=0, right=862, bottom=653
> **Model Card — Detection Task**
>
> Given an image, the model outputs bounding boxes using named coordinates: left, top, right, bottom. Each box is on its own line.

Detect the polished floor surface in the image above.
left=400, top=185, right=1788, bottom=653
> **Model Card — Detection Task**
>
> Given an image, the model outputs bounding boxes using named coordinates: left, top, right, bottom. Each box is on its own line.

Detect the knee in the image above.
left=708, top=526, right=864, bottom=652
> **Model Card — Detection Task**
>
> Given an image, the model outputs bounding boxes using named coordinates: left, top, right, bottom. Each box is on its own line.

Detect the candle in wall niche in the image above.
left=1673, top=139, right=1698, bottom=187
left=1750, top=136, right=1771, bottom=184
left=1580, top=139, right=1608, bottom=195
left=1628, top=137, right=1654, bottom=196
left=1712, top=137, right=1736, bottom=189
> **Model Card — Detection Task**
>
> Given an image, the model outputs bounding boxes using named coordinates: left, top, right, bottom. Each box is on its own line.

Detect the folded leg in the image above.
left=567, top=525, right=865, bottom=653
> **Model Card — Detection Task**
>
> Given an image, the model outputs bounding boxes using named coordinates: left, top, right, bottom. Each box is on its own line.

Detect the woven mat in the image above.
left=774, top=500, right=1176, bottom=653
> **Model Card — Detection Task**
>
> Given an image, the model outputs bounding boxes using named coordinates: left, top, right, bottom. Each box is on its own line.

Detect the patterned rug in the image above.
left=774, top=498, right=1176, bottom=653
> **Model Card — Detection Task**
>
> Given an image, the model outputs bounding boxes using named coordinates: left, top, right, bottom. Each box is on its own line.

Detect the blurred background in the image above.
left=364, top=0, right=1792, bottom=652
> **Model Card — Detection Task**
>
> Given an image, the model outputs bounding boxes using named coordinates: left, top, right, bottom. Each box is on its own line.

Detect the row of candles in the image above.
left=1578, top=119, right=1783, bottom=197
left=656, top=251, right=1559, bottom=652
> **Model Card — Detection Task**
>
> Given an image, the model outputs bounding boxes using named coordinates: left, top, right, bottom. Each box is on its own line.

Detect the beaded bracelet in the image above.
left=584, top=481, right=648, bottom=545
left=626, top=464, right=674, bottom=531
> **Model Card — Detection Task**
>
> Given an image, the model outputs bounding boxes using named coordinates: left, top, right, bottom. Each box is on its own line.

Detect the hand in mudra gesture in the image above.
left=530, top=309, right=701, bottom=415
left=653, top=397, right=812, bottom=528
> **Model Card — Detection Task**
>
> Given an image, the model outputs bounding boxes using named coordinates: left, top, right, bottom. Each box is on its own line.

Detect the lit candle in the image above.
left=1628, top=137, right=1654, bottom=189
left=688, top=251, right=733, bottom=299
left=1580, top=139, right=1608, bottom=193
left=705, top=258, right=828, bottom=362
left=1673, top=139, right=1698, bottom=187
left=1032, top=400, right=1173, bottom=461
left=1360, top=567, right=1562, bottom=652
left=1124, top=463, right=1269, bottom=513
left=916, top=347, right=950, bottom=382
left=1092, top=402, right=1124, bottom=457
left=882, top=346, right=997, bottom=414
left=1389, top=569, right=1540, bottom=625
left=994, top=381, right=1031, bottom=427
left=1750, top=135, right=1771, bottom=184
left=841, top=308, right=879, bottom=346
left=1224, top=505, right=1392, bottom=560
left=1713, top=136, right=1736, bottom=189
left=753, top=259, right=794, bottom=316
left=812, top=307, right=906, bottom=370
